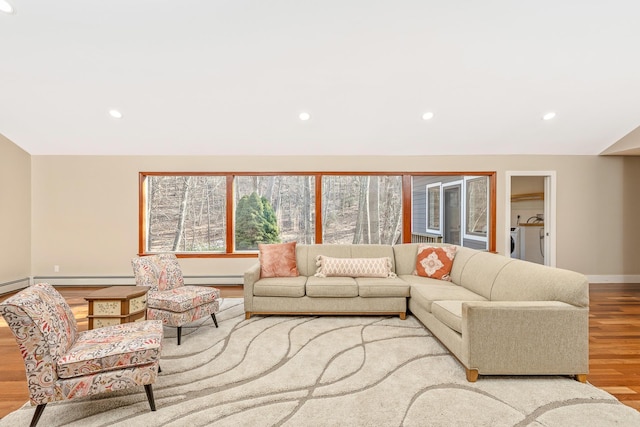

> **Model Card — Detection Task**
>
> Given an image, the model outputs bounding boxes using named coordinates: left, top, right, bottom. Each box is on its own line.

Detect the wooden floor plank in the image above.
left=0, top=283, right=638, bottom=419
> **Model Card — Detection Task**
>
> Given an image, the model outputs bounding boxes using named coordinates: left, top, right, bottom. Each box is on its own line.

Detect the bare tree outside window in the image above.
left=466, top=176, right=488, bottom=237
left=322, top=175, right=402, bottom=244
left=427, top=184, right=441, bottom=232
left=146, top=176, right=226, bottom=252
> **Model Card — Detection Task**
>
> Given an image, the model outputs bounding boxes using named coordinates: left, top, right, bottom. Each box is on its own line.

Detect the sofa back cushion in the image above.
left=491, top=260, right=589, bottom=307
left=393, top=243, right=424, bottom=275
left=297, top=245, right=351, bottom=276
left=448, top=246, right=477, bottom=284
left=297, top=244, right=396, bottom=277
left=458, top=251, right=513, bottom=299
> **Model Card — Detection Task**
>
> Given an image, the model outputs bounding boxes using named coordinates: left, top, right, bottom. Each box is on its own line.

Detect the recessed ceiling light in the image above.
left=109, top=109, right=123, bottom=119
left=542, top=112, right=556, bottom=121
left=422, top=112, right=435, bottom=121
left=0, top=1, right=15, bottom=14
left=299, top=112, right=311, bottom=121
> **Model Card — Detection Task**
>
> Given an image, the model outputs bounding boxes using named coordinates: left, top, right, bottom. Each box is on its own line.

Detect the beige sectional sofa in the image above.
left=243, top=243, right=589, bottom=382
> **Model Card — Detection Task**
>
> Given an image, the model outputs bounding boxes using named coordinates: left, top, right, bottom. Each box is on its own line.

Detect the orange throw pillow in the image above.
left=415, top=245, right=458, bottom=281
left=259, top=242, right=299, bottom=278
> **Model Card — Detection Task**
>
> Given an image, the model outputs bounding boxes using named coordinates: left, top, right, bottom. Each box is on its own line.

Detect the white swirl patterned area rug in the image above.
left=2, top=298, right=640, bottom=427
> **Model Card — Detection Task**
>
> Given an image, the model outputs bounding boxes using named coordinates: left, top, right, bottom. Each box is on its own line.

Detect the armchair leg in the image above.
left=144, top=384, right=157, bottom=411
left=212, top=313, right=218, bottom=328
left=177, top=326, right=182, bottom=345
left=30, top=403, right=47, bottom=427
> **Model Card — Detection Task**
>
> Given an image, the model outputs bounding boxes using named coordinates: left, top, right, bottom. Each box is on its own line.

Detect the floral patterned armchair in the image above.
left=0, top=283, right=163, bottom=427
left=131, top=253, right=220, bottom=345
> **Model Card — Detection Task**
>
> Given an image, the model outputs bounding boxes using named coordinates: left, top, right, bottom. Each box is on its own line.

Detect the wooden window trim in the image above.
left=139, top=171, right=497, bottom=257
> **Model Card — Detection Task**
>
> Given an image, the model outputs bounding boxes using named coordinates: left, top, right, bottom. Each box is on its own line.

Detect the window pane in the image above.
left=466, top=176, right=488, bottom=236
left=146, top=176, right=226, bottom=252
left=427, top=185, right=441, bottom=230
left=234, top=176, right=315, bottom=251
left=322, top=175, right=402, bottom=244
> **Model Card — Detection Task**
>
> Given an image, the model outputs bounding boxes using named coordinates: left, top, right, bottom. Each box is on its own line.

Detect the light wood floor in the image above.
left=0, top=283, right=638, bottom=419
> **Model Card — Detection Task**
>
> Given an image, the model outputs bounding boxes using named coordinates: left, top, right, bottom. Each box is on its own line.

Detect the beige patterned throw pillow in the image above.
left=315, top=256, right=396, bottom=278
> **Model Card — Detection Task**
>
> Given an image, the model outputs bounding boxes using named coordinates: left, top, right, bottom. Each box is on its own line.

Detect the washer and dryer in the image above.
left=510, top=227, right=521, bottom=259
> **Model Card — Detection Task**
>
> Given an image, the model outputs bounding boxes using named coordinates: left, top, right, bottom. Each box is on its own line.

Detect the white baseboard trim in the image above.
left=32, top=275, right=244, bottom=287
left=587, top=275, right=640, bottom=284
left=0, top=277, right=31, bottom=294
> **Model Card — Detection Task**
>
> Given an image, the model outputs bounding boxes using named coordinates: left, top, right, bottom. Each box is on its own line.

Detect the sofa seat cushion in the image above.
left=431, top=301, right=463, bottom=333
left=253, top=276, right=307, bottom=297
left=147, top=286, right=220, bottom=313
left=57, top=320, right=163, bottom=379
left=404, top=277, right=487, bottom=312
left=306, top=276, right=358, bottom=297
left=356, top=277, right=411, bottom=298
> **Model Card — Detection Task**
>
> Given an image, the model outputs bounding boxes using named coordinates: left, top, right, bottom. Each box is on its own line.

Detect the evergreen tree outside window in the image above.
left=235, top=192, right=280, bottom=250
left=234, top=176, right=315, bottom=250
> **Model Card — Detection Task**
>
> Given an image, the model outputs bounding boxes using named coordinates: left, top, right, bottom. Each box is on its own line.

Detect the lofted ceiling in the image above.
left=1, top=0, right=639, bottom=156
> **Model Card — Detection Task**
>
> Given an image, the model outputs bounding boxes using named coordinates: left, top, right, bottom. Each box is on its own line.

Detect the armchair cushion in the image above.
left=147, top=286, right=221, bottom=313
left=57, top=320, right=163, bottom=379
left=131, top=256, right=162, bottom=290
left=131, top=253, right=185, bottom=291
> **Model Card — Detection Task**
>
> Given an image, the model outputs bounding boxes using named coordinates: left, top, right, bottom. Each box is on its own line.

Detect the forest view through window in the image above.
left=145, top=175, right=226, bottom=253
left=322, top=176, right=402, bottom=244
left=140, top=172, right=495, bottom=255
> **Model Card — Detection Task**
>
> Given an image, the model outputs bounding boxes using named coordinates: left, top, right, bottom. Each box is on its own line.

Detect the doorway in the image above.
left=505, top=171, right=556, bottom=267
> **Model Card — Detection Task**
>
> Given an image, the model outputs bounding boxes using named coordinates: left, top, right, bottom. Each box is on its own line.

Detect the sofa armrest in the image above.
left=243, top=263, right=261, bottom=312
left=462, top=301, right=589, bottom=375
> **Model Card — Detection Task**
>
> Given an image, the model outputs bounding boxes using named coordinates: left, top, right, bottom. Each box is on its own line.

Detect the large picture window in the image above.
left=234, top=176, right=315, bottom=251
left=140, top=171, right=496, bottom=256
left=145, top=175, right=226, bottom=253
left=465, top=176, right=488, bottom=239
left=322, top=175, right=402, bottom=244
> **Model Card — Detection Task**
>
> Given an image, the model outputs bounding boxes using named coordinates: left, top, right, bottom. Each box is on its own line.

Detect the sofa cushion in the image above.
left=393, top=243, right=421, bottom=276
left=458, top=251, right=513, bottom=299
left=404, top=277, right=487, bottom=312
left=349, top=245, right=397, bottom=271
left=356, top=277, right=411, bottom=298
left=315, top=256, right=395, bottom=278
left=298, top=245, right=352, bottom=276
left=448, top=246, right=477, bottom=285
left=431, top=301, right=463, bottom=333
left=259, top=242, right=299, bottom=278
left=306, top=276, right=358, bottom=297
left=253, top=276, right=307, bottom=297
left=415, top=245, right=457, bottom=281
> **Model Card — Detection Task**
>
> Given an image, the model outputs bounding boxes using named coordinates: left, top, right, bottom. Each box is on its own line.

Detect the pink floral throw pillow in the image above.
left=415, top=245, right=458, bottom=281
